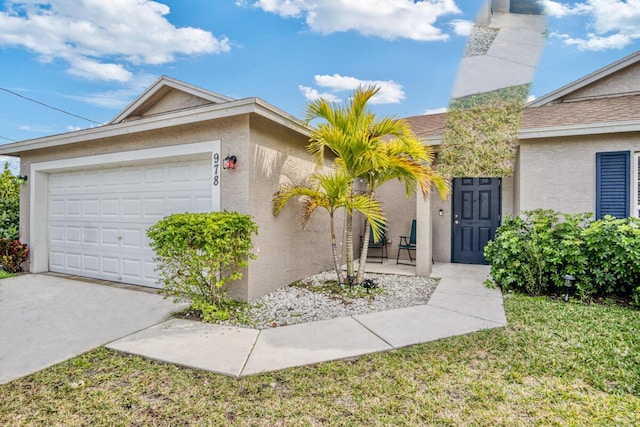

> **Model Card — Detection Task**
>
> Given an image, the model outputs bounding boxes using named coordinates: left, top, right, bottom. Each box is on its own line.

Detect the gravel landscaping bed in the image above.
left=221, top=271, right=439, bottom=329
left=464, top=25, right=499, bottom=57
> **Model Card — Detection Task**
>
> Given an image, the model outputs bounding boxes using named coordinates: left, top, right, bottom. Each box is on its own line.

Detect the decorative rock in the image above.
left=221, top=271, right=439, bottom=329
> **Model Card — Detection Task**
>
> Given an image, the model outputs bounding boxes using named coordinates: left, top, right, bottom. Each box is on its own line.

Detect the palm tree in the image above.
left=305, top=86, right=449, bottom=284
left=273, top=170, right=384, bottom=284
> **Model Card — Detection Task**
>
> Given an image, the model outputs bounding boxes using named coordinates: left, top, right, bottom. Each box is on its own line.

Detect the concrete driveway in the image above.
left=0, top=274, right=182, bottom=384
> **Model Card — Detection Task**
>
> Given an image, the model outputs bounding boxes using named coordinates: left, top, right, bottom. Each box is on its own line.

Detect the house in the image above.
left=0, top=76, right=341, bottom=302
left=2, top=50, right=638, bottom=299
left=389, top=49, right=640, bottom=271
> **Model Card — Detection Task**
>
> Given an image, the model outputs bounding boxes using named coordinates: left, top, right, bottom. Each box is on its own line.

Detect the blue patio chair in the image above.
left=396, top=219, right=416, bottom=265
left=360, top=221, right=387, bottom=263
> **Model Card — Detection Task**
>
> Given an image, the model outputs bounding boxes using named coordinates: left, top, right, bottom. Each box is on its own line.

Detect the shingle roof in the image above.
left=520, top=94, right=640, bottom=129
left=403, top=94, right=640, bottom=139
left=403, top=113, right=447, bottom=138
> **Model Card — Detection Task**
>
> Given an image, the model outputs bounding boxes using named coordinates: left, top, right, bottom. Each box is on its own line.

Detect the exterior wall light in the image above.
left=18, top=175, right=28, bottom=182
left=563, top=274, right=576, bottom=302
left=223, top=155, right=237, bottom=170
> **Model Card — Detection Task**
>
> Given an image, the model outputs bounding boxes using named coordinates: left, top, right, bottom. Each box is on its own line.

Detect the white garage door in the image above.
left=48, top=159, right=213, bottom=287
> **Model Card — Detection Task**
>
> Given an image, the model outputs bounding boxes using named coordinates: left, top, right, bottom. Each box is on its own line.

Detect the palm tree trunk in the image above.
left=345, top=212, right=355, bottom=284
left=356, top=218, right=371, bottom=284
left=330, top=213, right=345, bottom=284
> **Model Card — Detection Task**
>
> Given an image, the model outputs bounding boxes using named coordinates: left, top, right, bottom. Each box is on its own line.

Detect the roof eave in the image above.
left=0, top=98, right=310, bottom=156
left=518, top=120, right=640, bottom=140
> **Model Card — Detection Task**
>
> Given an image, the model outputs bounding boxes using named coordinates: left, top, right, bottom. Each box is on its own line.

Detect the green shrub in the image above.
left=485, top=209, right=640, bottom=302
left=580, top=216, right=640, bottom=296
left=484, top=209, right=589, bottom=295
left=0, top=199, right=19, bottom=240
left=0, top=239, right=29, bottom=273
left=147, top=212, right=258, bottom=319
left=633, top=286, right=640, bottom=308
left=0, top=163, right=21, bottom=240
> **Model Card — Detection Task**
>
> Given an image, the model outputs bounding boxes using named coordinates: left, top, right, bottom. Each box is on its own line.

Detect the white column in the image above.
left=416, top=195, right=432, bottom=276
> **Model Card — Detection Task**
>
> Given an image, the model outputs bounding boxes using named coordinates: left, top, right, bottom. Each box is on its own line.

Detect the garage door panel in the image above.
left=101, top=228, right=120, bottom=246
left=83, top=227, right=99, bottom=244
left=101, top=198, right=120, bottom=216
left=82, top=171, right=101, bottom=188
left=50, top=225, right=65, bottom=243
left=83, top=199, right=100, bottom=216
left=66, top=200, right=82, bottom=216
left=143, top=166, right=165, bottom=183
left=50, top=251, right=65, bottom=269
left=167, top=164, right=191, bottom=183
left=50, top=200, right=65, bottom=216
left=195, top=196, right=213, bottom=212
left=101, top=257, right=119, bottom=275
left=122, top=198, right=142, bottom=217
left=48, top=158, right=212, bottom=288
left=122, top=259, right=142, bottom=279
left=66, top=226, right=82, bottom=243
left=65, top=253, right=82, bottom=271
left=83, top=255, right=100, bottom=273
left=121, top=229, right=143, bottom=248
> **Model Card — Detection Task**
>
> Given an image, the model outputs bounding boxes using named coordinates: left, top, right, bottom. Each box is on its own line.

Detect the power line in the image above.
left=0, top=86, right=103, bottom=125
left=0, top=135, right=17, bottom=142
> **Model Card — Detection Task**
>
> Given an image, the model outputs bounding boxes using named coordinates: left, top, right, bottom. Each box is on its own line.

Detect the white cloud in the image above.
left=423, top=107, right=448, bottom=115
left=450, top=19, right=473, bottom=36
left=0, top=0, right=230, bottom=82
left=541, top=0, right=589, bottom=17
left=243, top=0, right=461, bottom=41
left=298, top=85, right=342, bottom=103
left=309, top=74, right=405, bottom=104
left=546, top=0, right=640, bottom=51
left=561, top=32, right=632, bottom=51
left=588, top=0, right=640, bottom=35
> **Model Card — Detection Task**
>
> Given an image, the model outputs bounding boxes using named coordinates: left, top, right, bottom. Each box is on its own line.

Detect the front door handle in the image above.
left=454, top=220, right=460, bottom=225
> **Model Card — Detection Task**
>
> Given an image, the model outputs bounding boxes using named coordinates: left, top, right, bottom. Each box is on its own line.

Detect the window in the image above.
left=595, top=151, right=630, bottom=219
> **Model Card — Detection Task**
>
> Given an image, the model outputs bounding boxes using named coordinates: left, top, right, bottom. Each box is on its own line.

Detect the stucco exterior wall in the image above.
left=142, top=89, right=212, bottom=118
left=431, top=190, right=451, bottom=262
left=564, top=62, right=640, bottom=101
left=245, top=115, right=339, bottom=300
left=518, top=133, right=640, bottom=214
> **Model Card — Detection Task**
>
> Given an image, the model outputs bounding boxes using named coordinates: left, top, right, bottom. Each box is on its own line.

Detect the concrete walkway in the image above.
left=452, top=12, right=547, bottom=99
left=107, top=263, right=507, bottom=377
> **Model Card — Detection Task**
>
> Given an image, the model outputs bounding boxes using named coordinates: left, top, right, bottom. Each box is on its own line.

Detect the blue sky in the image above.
left=0, top=0, right=639, bottom=161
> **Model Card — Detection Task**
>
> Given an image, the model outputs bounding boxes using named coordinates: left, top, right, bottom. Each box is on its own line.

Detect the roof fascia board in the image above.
left=528, top=50, right=640, bottom=107
left=519, top=120, right=640, bottom=139
left=253, top=98, right=311, bottom=137
left=0, top=98, right=309, bottom=155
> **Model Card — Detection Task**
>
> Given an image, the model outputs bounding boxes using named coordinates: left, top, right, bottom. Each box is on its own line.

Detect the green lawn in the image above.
left=1, top=294, right=639, bottom=426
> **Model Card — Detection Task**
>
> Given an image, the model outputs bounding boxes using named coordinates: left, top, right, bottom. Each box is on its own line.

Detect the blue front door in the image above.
left=452, top=178, right=501, bottom=264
